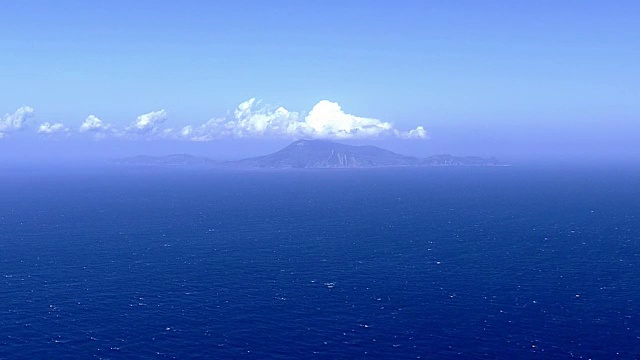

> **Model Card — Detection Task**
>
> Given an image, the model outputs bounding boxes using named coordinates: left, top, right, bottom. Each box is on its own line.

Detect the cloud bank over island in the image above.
left=0, top=99, right=428, bottom=141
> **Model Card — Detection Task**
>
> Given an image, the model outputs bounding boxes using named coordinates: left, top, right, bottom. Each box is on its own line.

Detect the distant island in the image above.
left=118, top=139, right=507, bottom=168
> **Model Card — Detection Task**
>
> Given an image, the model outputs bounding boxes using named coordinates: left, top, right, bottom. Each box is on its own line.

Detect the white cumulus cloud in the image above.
left=126, top=109, right=168, bottom=134
left=180, top=99, right=301, bottom=141
left=179, top=98, right=425, bottom=141
left=38, top=122, right=69, bottom=134
left=0, top=106, right=35, bottom=138
left=295, top=100, right=392, bottom=139
left=233, top=98, right=300, bottom=137
left=395, top=126, right=429, bottom=139
left=79, top=115, right=111, bottom=133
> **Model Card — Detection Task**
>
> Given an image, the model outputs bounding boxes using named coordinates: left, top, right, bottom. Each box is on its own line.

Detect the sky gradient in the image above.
left=1, top=0, right=638, bottom=162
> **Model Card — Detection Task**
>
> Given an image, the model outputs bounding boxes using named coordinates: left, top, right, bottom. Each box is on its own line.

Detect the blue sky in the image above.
left=1, top=0, right=638, bottom=161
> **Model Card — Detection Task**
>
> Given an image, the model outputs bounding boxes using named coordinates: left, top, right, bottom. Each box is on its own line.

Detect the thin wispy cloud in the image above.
left=1, top=99, right=428, bottom=141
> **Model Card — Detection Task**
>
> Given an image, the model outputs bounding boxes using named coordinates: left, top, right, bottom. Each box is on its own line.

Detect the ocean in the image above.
left=1, top=166, right=639, bottom=359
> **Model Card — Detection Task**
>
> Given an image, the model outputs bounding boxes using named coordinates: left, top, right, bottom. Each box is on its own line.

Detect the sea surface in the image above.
left=1, top=166, right=639, bottom=359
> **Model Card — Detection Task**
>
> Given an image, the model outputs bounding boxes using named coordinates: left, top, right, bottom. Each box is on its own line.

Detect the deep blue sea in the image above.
left=1, top=166, right=639, bottom=359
